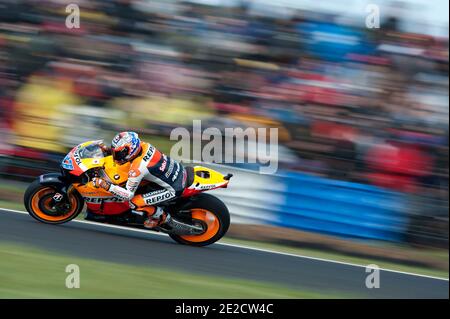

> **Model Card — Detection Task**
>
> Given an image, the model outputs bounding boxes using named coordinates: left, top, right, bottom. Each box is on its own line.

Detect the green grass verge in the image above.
left=0, top=242, right=348, bottom=299
left=221, top=238, right=449, bottom=279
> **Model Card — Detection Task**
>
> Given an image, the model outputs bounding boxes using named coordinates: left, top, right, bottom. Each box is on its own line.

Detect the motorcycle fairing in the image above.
left=61, top=140, right=131, bottom=215
left=182, top=166, right=229, bottom=197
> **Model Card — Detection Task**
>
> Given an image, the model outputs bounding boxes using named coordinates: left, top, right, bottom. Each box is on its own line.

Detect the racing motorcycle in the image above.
left=24, top=140, right=232, bottom=246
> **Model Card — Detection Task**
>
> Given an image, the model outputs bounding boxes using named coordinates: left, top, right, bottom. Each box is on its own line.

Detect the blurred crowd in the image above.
left=0, top=0, right=448, bottom=206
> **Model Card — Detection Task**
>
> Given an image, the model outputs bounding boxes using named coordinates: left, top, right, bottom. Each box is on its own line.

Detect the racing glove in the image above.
left=92, top=177, right=111, bottom=191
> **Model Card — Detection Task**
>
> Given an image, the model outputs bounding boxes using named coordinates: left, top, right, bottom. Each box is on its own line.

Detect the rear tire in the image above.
left=169, top=193, right=230, bottom=247
left=24, top=179, right=84, bottom=225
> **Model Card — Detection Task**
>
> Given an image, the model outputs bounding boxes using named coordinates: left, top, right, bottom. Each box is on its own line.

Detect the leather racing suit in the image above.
left=108, top=142, right=187, bottom=214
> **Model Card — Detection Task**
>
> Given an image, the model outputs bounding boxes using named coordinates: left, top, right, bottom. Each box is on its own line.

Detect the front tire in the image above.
left=169, top=193, right=230, bottom=247
left=24, top=179, right=84, bottom=224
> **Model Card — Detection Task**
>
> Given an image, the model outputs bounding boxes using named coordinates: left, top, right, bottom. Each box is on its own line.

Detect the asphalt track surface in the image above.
left=0, top=209, right=448, bottom=298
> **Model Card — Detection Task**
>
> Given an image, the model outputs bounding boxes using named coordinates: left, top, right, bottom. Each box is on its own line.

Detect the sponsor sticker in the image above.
left=73, top=151, right=82, bottom=165
left=62, top=155, right=74, bottom=170
left=144, top=192, right=174, bottom=205
left=129, top=169, right=141, bottom=178
left=143, top=146, right=155, bottom=162
left=159, top=155, right=168, bottom=172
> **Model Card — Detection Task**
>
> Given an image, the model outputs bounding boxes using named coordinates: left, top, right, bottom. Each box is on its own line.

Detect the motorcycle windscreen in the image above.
left=61, top=140, right=107, bottom=176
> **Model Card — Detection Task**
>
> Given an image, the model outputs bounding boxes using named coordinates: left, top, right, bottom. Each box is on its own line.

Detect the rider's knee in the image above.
left=131, top=195, right=157, bottom=215
left=131, top=195, right=146, bottom=208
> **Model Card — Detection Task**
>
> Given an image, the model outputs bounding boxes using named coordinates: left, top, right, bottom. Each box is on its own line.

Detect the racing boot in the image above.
left=143, top=206, right=169, bottom=229
left=130, top=195, right=170, bottom=229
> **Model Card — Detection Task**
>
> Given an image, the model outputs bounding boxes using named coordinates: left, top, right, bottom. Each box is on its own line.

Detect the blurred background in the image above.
left=0, top=0, right=448, bottom=273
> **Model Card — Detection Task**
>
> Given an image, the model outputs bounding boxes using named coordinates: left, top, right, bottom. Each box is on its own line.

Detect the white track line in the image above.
left=1, top=207, right=448, bottom=282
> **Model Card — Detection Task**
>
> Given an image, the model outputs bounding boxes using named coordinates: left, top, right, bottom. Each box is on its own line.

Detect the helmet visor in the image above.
left=112, top=146, right=129, bottom=164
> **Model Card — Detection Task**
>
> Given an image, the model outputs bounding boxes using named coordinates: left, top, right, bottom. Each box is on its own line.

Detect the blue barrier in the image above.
left=210, top=163, right=409, bottom=242
left=271, top=171, right=408, bottom=242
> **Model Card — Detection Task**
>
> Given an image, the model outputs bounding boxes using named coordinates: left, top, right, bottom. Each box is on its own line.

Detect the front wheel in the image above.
left=169, top=194, right=230, bottom=247
left=24, top=180, right=84, bottom=224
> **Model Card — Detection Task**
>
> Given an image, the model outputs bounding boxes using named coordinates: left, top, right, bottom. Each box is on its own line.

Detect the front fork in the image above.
left=48, top=186, right=75, bottom=213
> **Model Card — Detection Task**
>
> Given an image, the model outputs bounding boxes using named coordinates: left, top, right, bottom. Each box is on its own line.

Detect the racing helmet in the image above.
left=111, top=132, right=142, bottom=164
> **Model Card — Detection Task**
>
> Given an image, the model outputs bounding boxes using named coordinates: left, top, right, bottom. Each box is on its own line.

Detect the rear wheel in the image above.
left=24, top=180, right=84, bottom=224
left=169, top=194, right=230, bottom=247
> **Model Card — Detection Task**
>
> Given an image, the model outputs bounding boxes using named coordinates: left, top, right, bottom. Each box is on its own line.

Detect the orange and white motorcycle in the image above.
left=24, top=140, right=232, bottom=246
